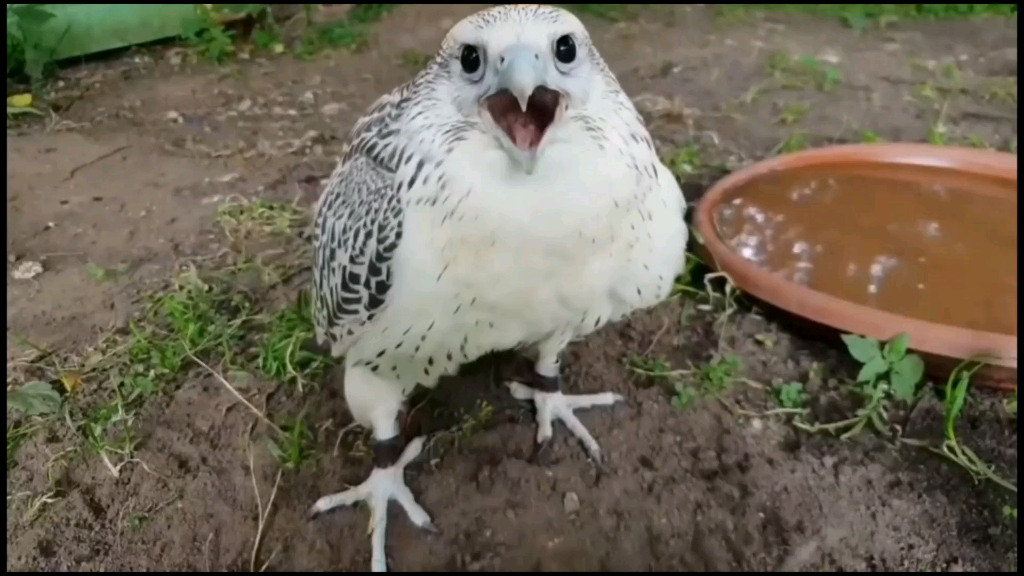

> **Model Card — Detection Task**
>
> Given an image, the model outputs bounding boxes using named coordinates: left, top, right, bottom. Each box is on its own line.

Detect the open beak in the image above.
left=484, top=44, right=561, bottom=174
left=496, top=44, right=544, bottom=112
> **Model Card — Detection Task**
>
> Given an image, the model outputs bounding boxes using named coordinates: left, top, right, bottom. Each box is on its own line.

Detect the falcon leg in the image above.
left=310, top=369, right=435, bottom=572
left=505, top=334, right=623, bottom=462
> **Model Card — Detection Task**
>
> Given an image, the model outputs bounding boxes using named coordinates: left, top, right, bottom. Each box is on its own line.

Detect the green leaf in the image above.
left=7, top=381, right=62, bottom=416
left=841, top=334, right=881, bottom=364
left=266, top=436, right=284, bottom=461
left=890, top=354, right=925, bottom=402
left=216, top=4, right=265, bottom=16
left=7, top=105, right=43, bottom=116
left=883, top=333, right=911, bottom=363
left=11, top=5, right=57, bottom=28
left=775, top=381, right=807, bottom=409
left=672, top=385, right=697, bottom=410
left=842, top=13, right=869, bottom=31
left=945, top=367, right=972, bottom=434
left=856, top=356, right=888, bottom=383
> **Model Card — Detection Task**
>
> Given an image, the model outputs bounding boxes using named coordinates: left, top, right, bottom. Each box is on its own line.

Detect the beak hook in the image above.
left=496, top=44, right=544, bottom=113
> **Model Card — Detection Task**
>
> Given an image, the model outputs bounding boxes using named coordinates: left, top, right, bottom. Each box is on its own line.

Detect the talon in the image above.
left=507, top=384, right=621, bottom=464
left=528, top=438, right=554, bottom=466
left=312, top=436, right=432, bottom=573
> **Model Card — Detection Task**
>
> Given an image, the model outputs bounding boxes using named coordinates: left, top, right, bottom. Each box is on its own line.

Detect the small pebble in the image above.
left=321, top=102, right=347, bottom=116
left=13, top=260, right=43, bottom=280
left=563, top=492, right=580, bottom=514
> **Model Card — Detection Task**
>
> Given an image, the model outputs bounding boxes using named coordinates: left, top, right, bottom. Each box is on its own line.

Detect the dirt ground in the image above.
left=7, top=4, right=1018, bottom=572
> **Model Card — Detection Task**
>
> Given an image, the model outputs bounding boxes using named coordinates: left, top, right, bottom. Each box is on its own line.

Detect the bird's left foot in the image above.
left=505, top=380, right=623, bottom=462
left=310, top=436, right=434, bottom=572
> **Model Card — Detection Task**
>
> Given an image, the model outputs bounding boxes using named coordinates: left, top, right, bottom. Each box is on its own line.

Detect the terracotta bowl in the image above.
left=694, top=143, right=1017, bottom=392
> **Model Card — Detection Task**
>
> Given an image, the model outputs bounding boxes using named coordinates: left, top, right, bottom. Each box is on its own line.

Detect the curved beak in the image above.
left=495, top=44, right=545, bottom=111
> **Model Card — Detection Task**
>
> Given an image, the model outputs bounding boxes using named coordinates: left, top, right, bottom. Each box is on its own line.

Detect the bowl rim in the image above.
left=694, top=142, right=1018, bottom=370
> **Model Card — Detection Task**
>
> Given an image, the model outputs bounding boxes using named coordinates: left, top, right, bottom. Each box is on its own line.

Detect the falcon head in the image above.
left=434, top=5, right=605, bottom=173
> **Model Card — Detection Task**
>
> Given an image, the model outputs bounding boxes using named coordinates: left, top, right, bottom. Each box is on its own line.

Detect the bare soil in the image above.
left=7, top=5, right=1017, bottom=572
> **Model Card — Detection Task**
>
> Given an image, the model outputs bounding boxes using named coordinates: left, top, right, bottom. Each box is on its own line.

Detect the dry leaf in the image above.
left=61, top=373, right=84, bottom=395
left=8, top=93, right=33, bottom=107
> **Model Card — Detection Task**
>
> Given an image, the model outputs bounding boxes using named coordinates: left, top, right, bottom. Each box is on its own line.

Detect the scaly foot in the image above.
left=506, top=381, right=623, bottom=462
left=310, top=436, right=435, bottom=572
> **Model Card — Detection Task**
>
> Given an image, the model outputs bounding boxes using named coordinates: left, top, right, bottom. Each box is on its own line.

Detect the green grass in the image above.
left=183, top=4, right=404, bottom=62
left=775, top=381, right=808, bottom=409
left=182, top=5, right=247, bottom=63
left=267, top=416, right=314, bottom=470
left=667, top=354, right=743, bottom=409
left=128, top=272, right=255, bottom=377
left=7, top=3, right=401, bottom=94
left=719, top=4, right=1017, bottom=29
left=739, top=49, right=844, bottom=108
left=626, top=351, right=744, bottom=410
left=398, top=49, right=433, bottom=70
left=860, top=130, right=885, bottom=143
left=776, top=102, right=811, bottom=126
left=624, top=264, right=747, bottom=410
left=764, top=333, right=1017, bottom=498
left=790, top=333, right=925, bottom=439
left=901, top=359, right=1017, bottom=494
left=778, top=132, right=809, bottom=153
left=766, top=51, right=843, bottom=92
left=217, top=198, right=306, bottom=241
left=6, top=197, right=334, bottom=476
left=664, top=144, right=704, bottom=178
left=257, top=293, right=333, bottom=394
left=561, top=4, right=641, bottom=22
left=7, top=273, right=332, bottom=476
left=296, top=4, right=399, bottom=57
left=7, top=4, right=68, bottom=92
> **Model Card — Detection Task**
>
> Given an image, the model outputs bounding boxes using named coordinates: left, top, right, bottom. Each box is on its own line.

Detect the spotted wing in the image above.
left=312, top=155, right=403, bottom=356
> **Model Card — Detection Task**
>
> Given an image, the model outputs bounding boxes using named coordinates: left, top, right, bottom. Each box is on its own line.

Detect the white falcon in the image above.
left=309, top=4, right=688, bottom=571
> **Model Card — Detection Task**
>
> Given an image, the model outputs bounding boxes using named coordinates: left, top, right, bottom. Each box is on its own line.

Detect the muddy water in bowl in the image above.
left=713, top=165, right=1017, bottom=336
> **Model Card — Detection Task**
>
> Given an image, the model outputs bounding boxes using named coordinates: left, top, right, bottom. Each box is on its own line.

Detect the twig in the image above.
left=62, top=145, right=130, bottom=182
left=122, top=457, right=170, bottom=481
left=735, top=407, right=809, bottom=418
left=187, top=350, right=283, bottom=436
left=37, top=251, right=86, bottom=259
left=204, top=533, right=214, bottom=572
left=738, top=377, right=767, bottom=390
left=249, top=447, right=283, bottom=572
left=900, top=437, right=1017, bottom=493
left=959, top=106, right=1017, bottom=122
left=641, top=318, right=671, bottom=357
left=259, top=546, right=281, bottom=572
left=333, top=421, right=363, bottom=457
left=99, top=451, right=123, bottom=478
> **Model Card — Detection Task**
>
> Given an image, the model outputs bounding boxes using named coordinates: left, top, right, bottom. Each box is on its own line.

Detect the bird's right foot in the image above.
left=310, top=436, right=435, bottom=572
left=506, top=380, right=622, bottom=462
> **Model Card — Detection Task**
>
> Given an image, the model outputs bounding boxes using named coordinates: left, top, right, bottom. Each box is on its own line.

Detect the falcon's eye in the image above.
left=460, top=45, right=482, bottom=75
left=554, top=34, right=576, bottom=64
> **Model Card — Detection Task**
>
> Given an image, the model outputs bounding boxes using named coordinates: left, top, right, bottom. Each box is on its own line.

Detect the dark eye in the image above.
left=460, top=44, right=481, bottom=75
left=554, top=34, right=576, bottom=64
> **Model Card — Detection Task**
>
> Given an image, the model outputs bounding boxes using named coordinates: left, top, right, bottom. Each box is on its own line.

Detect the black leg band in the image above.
left=531, top=373, right=561, bottom=393
left=372, top=435, right=406, bottom=469
left=505, top=353, right=563, bottom=392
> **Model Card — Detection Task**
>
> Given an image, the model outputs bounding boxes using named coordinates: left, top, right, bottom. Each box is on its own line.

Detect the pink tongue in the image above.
left=509, top=115, right=537, bottom=149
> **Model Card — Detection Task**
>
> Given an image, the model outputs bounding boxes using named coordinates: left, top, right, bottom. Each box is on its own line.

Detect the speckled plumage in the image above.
left=312, top=3, right=687, bottom=420
left=310, top=5, right=689, bottom=571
